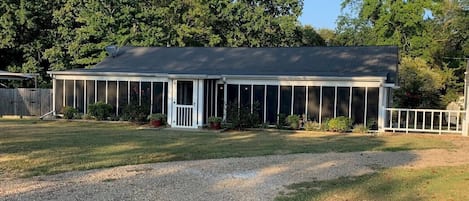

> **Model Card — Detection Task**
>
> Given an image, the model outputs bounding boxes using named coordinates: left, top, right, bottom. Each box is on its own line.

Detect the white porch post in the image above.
left=52, top=78, right=56, bottom=115
left=463, top=69, right=469, bottom=136
left=167, top=80, right=173, bottom=126
left=197, top=79, right=204, bottom=127
left=378, top=85, right=385, bottom=132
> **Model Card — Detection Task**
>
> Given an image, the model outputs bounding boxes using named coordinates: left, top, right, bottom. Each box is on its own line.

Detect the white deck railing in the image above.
left=384, top=108, right=465, bottom=134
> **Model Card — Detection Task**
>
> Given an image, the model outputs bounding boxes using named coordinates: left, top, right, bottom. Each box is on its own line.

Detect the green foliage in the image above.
left=320, top=119, right=330, bottom=131
left=147, top=113, right=166, bottom=121
left=337, top=0, right=468, bottom=106
left=63, top=106, right=78, bottom=119
left=208, top=116, right=222, bottom=123
left=304, top=121, right=321, bottom=131
left=276, top=113, right=288, bottom=129
left=353, top=124, right=369, bottom=133
left=393, top=57, right=454, bottom=108
left=87, top=101, right=113, bottom=121
left=327, top=116, right=352, bottom=133
left=122, top=103, right=149, bottom=123
left=226, top=102, right=260, bottom=130
left=286, top=115, right=301, bottom=130
left=1, top=0, right=323, bottom=87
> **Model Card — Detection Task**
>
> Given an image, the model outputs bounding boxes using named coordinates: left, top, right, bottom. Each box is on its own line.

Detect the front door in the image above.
left=172, top=80, right=197, bottom=128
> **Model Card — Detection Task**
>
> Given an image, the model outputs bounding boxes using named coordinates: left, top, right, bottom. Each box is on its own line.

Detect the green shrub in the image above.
left=82, top=114, right=94, bottom=120
left=208, top=116, right=222, bottom=123
left=367, top=118, right=378, bottom=130
left=353, top=124, right=369, bottom=133
left=147, top=113, right=166, bottom=122
left=276, top=113, right=287, bottom=129
left=63, top=106, right=78, bottom=119
left=286, top=115, right=301, bottom=129
left=327, top=116, right=352, bottom=133
left=73, top=113, right=83, bottom=119
left=320, top=119, right=330, bottom=131
left=304, top=121, right=321, bottom=131
left=226, top=102, right=260, bottom=129
left=87, top=102, right=113, bottom=120
left=122, top=102, right=149, bottom=123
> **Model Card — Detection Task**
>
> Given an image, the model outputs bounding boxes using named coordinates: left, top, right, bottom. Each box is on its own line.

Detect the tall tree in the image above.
left=0, top=0, right=62, bottom=87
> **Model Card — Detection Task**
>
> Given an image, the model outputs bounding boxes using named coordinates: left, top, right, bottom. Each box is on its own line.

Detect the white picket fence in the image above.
left=384, top=108, right=465, bottom=134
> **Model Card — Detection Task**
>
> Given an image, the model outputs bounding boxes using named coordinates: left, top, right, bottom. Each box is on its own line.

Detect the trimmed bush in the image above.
left=286, top=115, right=301, bottom=129
left=122, top=103, right=149, bottom=123
left=353, top=124, right=369, bottom=133
left=63, top=106, right=78, bottom=119
left=304, top=121, right=321, bottom=131
left=276, top=113, right=287, bottom=129
left=226, top=102, right=260, bottom=130
left=320, top=118, right=330, bottom=131
left=87, top=102, right=113, bottom=120
left=327, top=116, right=352, bottom=133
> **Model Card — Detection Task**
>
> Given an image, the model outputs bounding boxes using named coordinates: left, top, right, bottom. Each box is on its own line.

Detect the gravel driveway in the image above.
left=2, top=138, right=469, bottom=201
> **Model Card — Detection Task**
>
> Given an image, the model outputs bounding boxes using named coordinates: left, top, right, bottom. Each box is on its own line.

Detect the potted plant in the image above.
left=208, top=116, right=222, bottom=129
left=147, top=113, right=166, bottom=127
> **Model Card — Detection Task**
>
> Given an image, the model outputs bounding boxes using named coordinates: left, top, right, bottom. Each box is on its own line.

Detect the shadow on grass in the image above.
left=0, top=120, right=454, bottom=178
left=276, top=165, right=469, bottom=201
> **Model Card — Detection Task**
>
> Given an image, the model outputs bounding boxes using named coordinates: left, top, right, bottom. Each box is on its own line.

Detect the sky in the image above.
left=299, top=0, right=344, bottom=30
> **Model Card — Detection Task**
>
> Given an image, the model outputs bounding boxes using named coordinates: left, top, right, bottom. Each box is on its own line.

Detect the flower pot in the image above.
left=210, top=122, right=221, bottom=130
left=150, top=119, right=162, bottom=127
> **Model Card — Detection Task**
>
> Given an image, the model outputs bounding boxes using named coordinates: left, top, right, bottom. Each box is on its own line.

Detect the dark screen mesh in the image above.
left=55, top=80, right=63, bottom=113
left=280, top=86, right=292, bottom=115
left=321, top=87, right=334, bottom=120
left=86, top=80, right=95, bottom=108
left=307, top=86, right=320, bottom=122
left=367, top=87, right=379, bottom=128
left=97, top=81, right=106, bottom=103
left=266, top=85, right=278, bottom=124
left=130, top=82, right=139, bottom=105
left=253, top=85, right=265, bottom=123
left=352, top=87, right=365, bottom=124
left=240, top=85, right=251, bottom=108
left=336, top=87, right=350, bottom=117
left=108, top=81, right=117, bottom=114
left=65, top=80, right=74, bottom=107
left=227, top=84, right=239, bottom=107
left=217, top=84, right=224, bottom=117
left=118, top=81, right=128, bottom=114
left=293, top=86, right=306, bottom=115
left=75, top=80, right=84, bottom=113
left=153, top=82, right=163, bottom=113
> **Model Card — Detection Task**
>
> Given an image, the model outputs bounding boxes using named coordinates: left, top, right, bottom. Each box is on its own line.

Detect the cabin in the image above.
left=48, top=46, right=398, bottom=130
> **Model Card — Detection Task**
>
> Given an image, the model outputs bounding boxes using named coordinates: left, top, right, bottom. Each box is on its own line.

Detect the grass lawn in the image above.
left=276, top=165, right=469, bottom=201
left=0, top=119, right=455, bottom=178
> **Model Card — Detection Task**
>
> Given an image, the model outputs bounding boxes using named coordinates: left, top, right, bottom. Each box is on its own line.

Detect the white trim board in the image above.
left=52, top=75, right=169, bottom=82
left=224, top=79, right=386, bottom=88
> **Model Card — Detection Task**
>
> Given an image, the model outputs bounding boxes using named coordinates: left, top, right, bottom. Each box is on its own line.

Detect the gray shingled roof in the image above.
left=63, top=46, right=398, bottom=82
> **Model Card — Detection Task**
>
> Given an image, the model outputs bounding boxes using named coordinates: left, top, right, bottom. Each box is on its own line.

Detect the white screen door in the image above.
left=172, top=80, right=197, bottom=128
